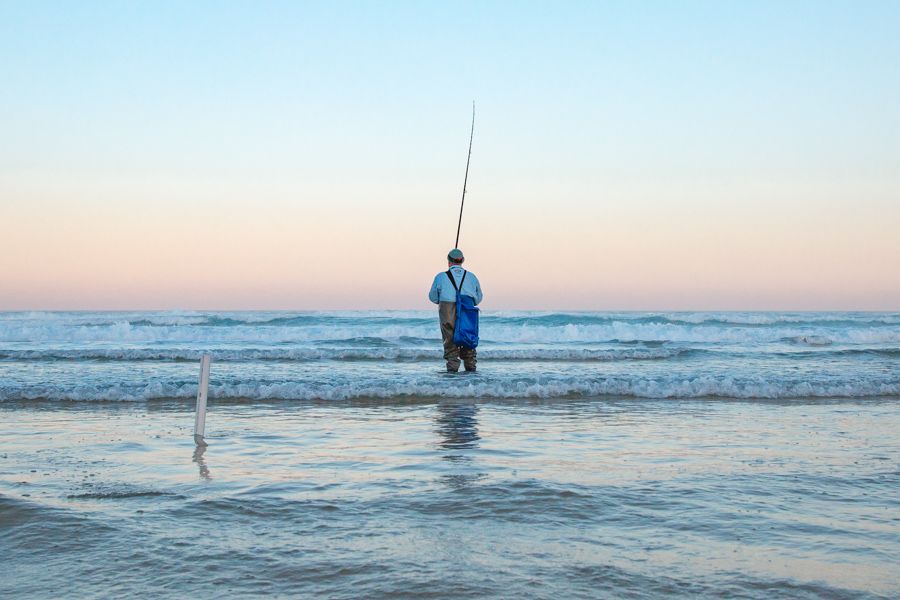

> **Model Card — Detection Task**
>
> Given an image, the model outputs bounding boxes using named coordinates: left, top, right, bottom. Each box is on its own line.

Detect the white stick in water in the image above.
left=194, top=354, right=211, bottom=446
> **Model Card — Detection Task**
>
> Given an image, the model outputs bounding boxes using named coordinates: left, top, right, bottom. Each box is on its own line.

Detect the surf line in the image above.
left=454, top=101, right=475, bottom=248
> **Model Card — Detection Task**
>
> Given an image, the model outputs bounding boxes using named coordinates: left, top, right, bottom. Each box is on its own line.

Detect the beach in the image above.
left=1, top=311, right=899, bottom=598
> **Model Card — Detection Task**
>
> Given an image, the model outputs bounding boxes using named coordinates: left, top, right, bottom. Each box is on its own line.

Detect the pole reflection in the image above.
left=192, top=444, right=211, bottom=480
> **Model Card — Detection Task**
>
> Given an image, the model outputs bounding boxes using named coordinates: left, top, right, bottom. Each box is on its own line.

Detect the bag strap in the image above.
left=445, top=269, right=467, bottom=293
left=446, top=270, right=458, bottom=292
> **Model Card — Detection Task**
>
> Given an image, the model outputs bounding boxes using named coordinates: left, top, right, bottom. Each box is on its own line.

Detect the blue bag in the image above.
left=446, top=270, right=479, bottom=349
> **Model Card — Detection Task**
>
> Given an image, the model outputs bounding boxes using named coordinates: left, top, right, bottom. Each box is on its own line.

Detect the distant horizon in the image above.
left=2, top=306, right=898, bottom=313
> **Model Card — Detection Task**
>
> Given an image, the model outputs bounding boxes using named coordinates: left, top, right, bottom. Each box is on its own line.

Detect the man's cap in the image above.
left=448, top=248, right=464, bottom=262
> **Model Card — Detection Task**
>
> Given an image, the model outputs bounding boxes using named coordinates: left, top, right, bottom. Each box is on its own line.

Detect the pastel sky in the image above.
left=1, top=1, right=898, bottom=310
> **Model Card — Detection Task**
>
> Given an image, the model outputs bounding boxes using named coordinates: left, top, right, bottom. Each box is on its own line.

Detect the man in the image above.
left=428, top=248, right=484, bottom=373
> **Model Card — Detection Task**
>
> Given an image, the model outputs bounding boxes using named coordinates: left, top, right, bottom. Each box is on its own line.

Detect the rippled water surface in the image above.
left=2, top=398, right=899, bottom=598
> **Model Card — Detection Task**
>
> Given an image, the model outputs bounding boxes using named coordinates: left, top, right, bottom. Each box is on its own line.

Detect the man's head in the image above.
left=447, top=248, right=464, bottom=266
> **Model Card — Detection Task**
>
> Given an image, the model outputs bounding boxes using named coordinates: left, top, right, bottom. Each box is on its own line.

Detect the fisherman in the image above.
left=428, top=248, right=483, bottom=372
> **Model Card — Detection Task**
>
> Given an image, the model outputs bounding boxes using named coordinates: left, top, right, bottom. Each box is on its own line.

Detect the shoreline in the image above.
left=3, top=394, right=900, bottom=409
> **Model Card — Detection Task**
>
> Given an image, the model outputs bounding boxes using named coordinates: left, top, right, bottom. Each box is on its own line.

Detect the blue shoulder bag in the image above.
left=446, top=270, right=479, bottom=349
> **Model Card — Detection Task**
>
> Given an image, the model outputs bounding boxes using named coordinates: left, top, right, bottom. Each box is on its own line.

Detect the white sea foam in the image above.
left=3, top=320, right=899, bottom=345
left=3, top=375, right=898, bottom=402
left=0, top=347, right=690, bottom=362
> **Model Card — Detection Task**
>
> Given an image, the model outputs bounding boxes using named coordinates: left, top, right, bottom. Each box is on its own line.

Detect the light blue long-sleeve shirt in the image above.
left=429, top=265, right=483, bottom=305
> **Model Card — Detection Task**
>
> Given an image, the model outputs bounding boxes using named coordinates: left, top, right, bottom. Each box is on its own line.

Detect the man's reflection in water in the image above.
left=435, top=401, right=485, bottom=489
left=192, top=444, right=211, bottom=480
left=436, top=401, right=480, bottom=454
left=435, top=400, right=480, bottom=459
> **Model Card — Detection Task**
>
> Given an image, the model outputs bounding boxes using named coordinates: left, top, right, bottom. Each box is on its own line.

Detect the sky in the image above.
left=1, top=1, right=898, bottom=310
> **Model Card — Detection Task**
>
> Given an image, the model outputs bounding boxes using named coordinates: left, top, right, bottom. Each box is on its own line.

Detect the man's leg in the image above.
left=460, top=347, right=476, bottom=372
left=439, top=302, right=460, bottom=372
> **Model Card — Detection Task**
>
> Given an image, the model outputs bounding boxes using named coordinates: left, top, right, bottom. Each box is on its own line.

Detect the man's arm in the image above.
left=474, top=277, right=483, bottom=305
left=428, top=275, right=441, bottom=304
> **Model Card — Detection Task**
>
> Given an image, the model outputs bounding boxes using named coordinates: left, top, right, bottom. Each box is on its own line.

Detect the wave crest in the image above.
left=3, top=375, right=898, bottom=402
left=0, top=347, right=692, bottom=363
left=3, top=320, right=899, bottom=345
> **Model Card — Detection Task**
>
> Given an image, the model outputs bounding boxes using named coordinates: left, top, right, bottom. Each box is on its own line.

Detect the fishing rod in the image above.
left=454, top=102, right=475, bottom=249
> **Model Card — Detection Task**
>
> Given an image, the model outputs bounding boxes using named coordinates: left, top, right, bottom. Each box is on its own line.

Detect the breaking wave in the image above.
left=4, top=346, right=899, bottom=363
left=0, top=347, right=693, bottom=362
left=3, top=375, right=898, bottom=402
left=2, top=321, right=899, bottom=345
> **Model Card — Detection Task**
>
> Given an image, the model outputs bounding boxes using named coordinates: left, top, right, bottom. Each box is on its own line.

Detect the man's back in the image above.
left=429, top=265, right=483, bottom=305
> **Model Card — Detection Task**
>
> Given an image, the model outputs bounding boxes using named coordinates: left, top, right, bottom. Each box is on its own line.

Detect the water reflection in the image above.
left=435, top=401, right=480, bottom=461
left=192, top=444, right=211, bottom=480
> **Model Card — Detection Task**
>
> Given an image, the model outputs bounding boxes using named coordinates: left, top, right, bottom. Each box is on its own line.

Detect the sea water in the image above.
left=1, top=311, right=899, bottom=597
left=1, top=310, right=898, bottom=401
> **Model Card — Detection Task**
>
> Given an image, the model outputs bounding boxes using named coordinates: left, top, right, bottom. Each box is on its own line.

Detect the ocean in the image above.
left=1, top=310, right=898, bottom=401
left=1, top=311, right=899, bottom=597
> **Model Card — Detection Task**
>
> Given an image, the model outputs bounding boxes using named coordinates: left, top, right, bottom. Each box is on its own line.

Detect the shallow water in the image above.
left=2, top=398, right=898, bottom=598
